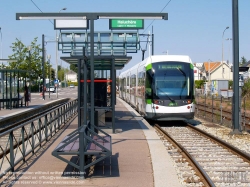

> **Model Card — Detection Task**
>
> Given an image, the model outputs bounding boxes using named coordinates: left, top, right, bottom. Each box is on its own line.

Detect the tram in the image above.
left=118, top=55, right=195, bottom=121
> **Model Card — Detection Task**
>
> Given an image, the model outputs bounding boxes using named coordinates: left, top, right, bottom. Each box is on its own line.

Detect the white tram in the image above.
left=118, top=55, right=195, bottom=121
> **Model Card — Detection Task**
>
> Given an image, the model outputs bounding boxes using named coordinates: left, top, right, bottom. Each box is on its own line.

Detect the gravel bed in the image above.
left=194, top=117, right=250, bottom=156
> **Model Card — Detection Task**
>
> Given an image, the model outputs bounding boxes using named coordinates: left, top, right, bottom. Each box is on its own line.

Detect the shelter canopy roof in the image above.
left=61, top=56, right=131, bottom=70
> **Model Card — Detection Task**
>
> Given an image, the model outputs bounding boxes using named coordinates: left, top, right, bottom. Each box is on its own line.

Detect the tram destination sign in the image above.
left=109, top=19, right=144, bottom=30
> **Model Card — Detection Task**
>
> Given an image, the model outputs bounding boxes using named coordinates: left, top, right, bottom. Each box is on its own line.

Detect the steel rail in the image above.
left=155, top=124, right=215, bottom=187
left=187, top=123, right=250, bottom=164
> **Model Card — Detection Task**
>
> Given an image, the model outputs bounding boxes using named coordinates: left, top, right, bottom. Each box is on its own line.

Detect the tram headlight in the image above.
left=153, top=100, right=159, bottom=104
left=153, top=100, right=163, bottom=105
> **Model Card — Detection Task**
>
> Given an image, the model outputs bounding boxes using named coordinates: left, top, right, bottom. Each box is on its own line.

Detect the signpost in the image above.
left=109, top=19, right=144, bottom=30
left=54, top=79, right=59, bottom=97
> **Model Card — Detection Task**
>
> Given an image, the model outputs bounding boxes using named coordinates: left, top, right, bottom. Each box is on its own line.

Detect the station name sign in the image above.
left=109, top=19, right=144, bottom=30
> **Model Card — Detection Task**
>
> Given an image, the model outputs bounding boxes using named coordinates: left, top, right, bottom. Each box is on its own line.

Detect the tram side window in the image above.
left=120, top=78, right=125, bottom=91
left=145, top=71, right=153, bottom=98
left=137, top=72, right=143, bottom=96
left=130, top=74, right=136, bottom=94
left=141, top=72, right=145, bottom=96
left=126, top=76, right=129, bottom=93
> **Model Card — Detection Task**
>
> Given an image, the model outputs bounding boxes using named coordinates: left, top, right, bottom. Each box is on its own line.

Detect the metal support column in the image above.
left=111, top=57, right=115, bottom=133
left=78, top=58, right=81, bottom=128
left=79, top=127, right=85, bottom=179
left=42, top=34, right=45, bottom=100
left=230, top=0, right=241, bottom=134
left=90, top=18, right=95, bottom=127
left=9, top=72, right=12, bottom=109
left=152, top=33, right=154, bottom=55
left=83, top=48, right=88, bottom=126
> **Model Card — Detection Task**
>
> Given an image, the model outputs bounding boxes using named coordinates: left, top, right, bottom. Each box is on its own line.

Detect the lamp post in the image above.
left=0, top=27, right=3, bottom=99
left=222, top=26, right=229, bottom=79
left=28, top=46, right=31, bottom=93
left=47, top=54, right=51, bottom=99
left=226, top=38, right=233, bottom=80
left=226, top=38, right=232, bottom=64
left=0, top=27, right=2, bottom=62
left=56, top=7, right=67, bottom=98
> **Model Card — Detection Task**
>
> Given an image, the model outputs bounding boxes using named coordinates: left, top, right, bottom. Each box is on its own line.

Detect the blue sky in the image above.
left=0, top=0, right=250, bottom=74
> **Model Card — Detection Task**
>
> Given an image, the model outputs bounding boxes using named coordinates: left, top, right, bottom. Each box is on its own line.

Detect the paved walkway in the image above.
left=0, top=92, right=63, bottom=119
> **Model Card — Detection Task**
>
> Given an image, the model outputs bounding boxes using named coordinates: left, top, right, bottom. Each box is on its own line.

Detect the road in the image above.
left=31, top=86, right=78, bottom=101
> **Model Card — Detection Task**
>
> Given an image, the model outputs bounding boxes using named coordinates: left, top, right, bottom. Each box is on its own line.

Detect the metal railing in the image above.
left=195, top=92, right=249, bottom=129
left=0, top=99, right=78, bottom=178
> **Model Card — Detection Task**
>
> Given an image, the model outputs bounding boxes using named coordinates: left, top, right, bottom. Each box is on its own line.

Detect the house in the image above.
left=193, top=63, right=203, bottom=80
left=197, top=61, right=232, bottom=95
left=201, top=61, right=233, bottom=81
left=65, top=70, right=77, bottom=82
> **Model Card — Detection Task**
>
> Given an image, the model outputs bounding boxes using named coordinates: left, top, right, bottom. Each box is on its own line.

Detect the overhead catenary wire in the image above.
left=30, top=0, right=54, bottom=25
left=142, top=0, right=172, bottom=34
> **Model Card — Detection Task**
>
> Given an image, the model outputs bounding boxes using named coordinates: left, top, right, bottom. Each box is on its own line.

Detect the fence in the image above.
left=0, top=99, right=78, bottom=178
left=195, top=92, right=250, bottom=130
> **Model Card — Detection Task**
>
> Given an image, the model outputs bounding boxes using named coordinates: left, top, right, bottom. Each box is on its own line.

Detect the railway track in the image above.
left=155, top=122, right=250, bottom=186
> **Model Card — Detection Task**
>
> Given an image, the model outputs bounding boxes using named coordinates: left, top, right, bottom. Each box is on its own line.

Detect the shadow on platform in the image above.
left=62, top=153, right=120, bottom=178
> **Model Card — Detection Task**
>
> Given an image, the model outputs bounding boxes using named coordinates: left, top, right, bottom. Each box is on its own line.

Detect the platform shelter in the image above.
left=0, top=69, right=28, bottom=109
left=59, top=30, right=137, bottom=133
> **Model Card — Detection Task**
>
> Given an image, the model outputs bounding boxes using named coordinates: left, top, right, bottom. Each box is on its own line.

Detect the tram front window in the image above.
left=151, top=62, right=192, bottom=99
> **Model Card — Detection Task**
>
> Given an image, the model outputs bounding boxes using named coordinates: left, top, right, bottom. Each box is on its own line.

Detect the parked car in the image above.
left=47, top=86, right=55, bottom=93
left=69, top=84, right=75, bottom=88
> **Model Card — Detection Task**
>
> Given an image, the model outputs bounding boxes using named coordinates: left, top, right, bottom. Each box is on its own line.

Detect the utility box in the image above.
left=211, top=79, right=229, bottom=96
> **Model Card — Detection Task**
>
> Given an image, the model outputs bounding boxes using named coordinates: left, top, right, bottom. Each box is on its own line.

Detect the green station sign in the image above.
left=109, top=19, right=144, bottom=30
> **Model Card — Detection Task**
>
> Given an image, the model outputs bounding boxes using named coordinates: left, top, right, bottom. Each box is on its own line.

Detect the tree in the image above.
left=195, top=80, right=205, bottom=89
left=228, top=80, right=233, bottom=89
left=70, top=64, right=78, bottom=73
left=58, top=65, right=62, bottom=71
left=240, top=56, right=247, bottom=66
left=241, top=78, right=250, bottom=98
left=8, top=38, right=43, bottom=80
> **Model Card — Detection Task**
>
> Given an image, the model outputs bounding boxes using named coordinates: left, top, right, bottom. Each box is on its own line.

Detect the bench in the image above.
left=52, top=121, right=112, bottom=178
left=0, top=97, right=24, bottom=110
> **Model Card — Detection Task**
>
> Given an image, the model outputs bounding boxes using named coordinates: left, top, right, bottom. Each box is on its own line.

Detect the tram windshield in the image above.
left=147, top=61, right=194, bottom=99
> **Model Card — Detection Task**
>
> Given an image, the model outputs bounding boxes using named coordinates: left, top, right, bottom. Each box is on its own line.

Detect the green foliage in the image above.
left=228, top=80, right=233, bottom=89
left=68, top=81, right=78, bottom=86
left=241, top=78, right=250, bottom=98
left=51, top=69, right=55, bottom=80
left=58, top=65, right=62, bottom=71
left=70, top=64, right=78, bottom=73
left=31, top=84, right=39, bottom=92
left=215, top=111, right=220, bottom=121
left=195, top=80, right=206, bottom=89
left=240, top=56, right=247, bottom=66
left=8, top=38, right=43, bottom=80
left=215, top=102, right=220, bottom=107
left=58, top=68, right=65, bottom=82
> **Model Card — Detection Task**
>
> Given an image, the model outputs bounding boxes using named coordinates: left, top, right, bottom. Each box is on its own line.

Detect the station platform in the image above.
left=0, top=97, right=183, bottom=187
left=0, top=92, right=62, bottom=120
